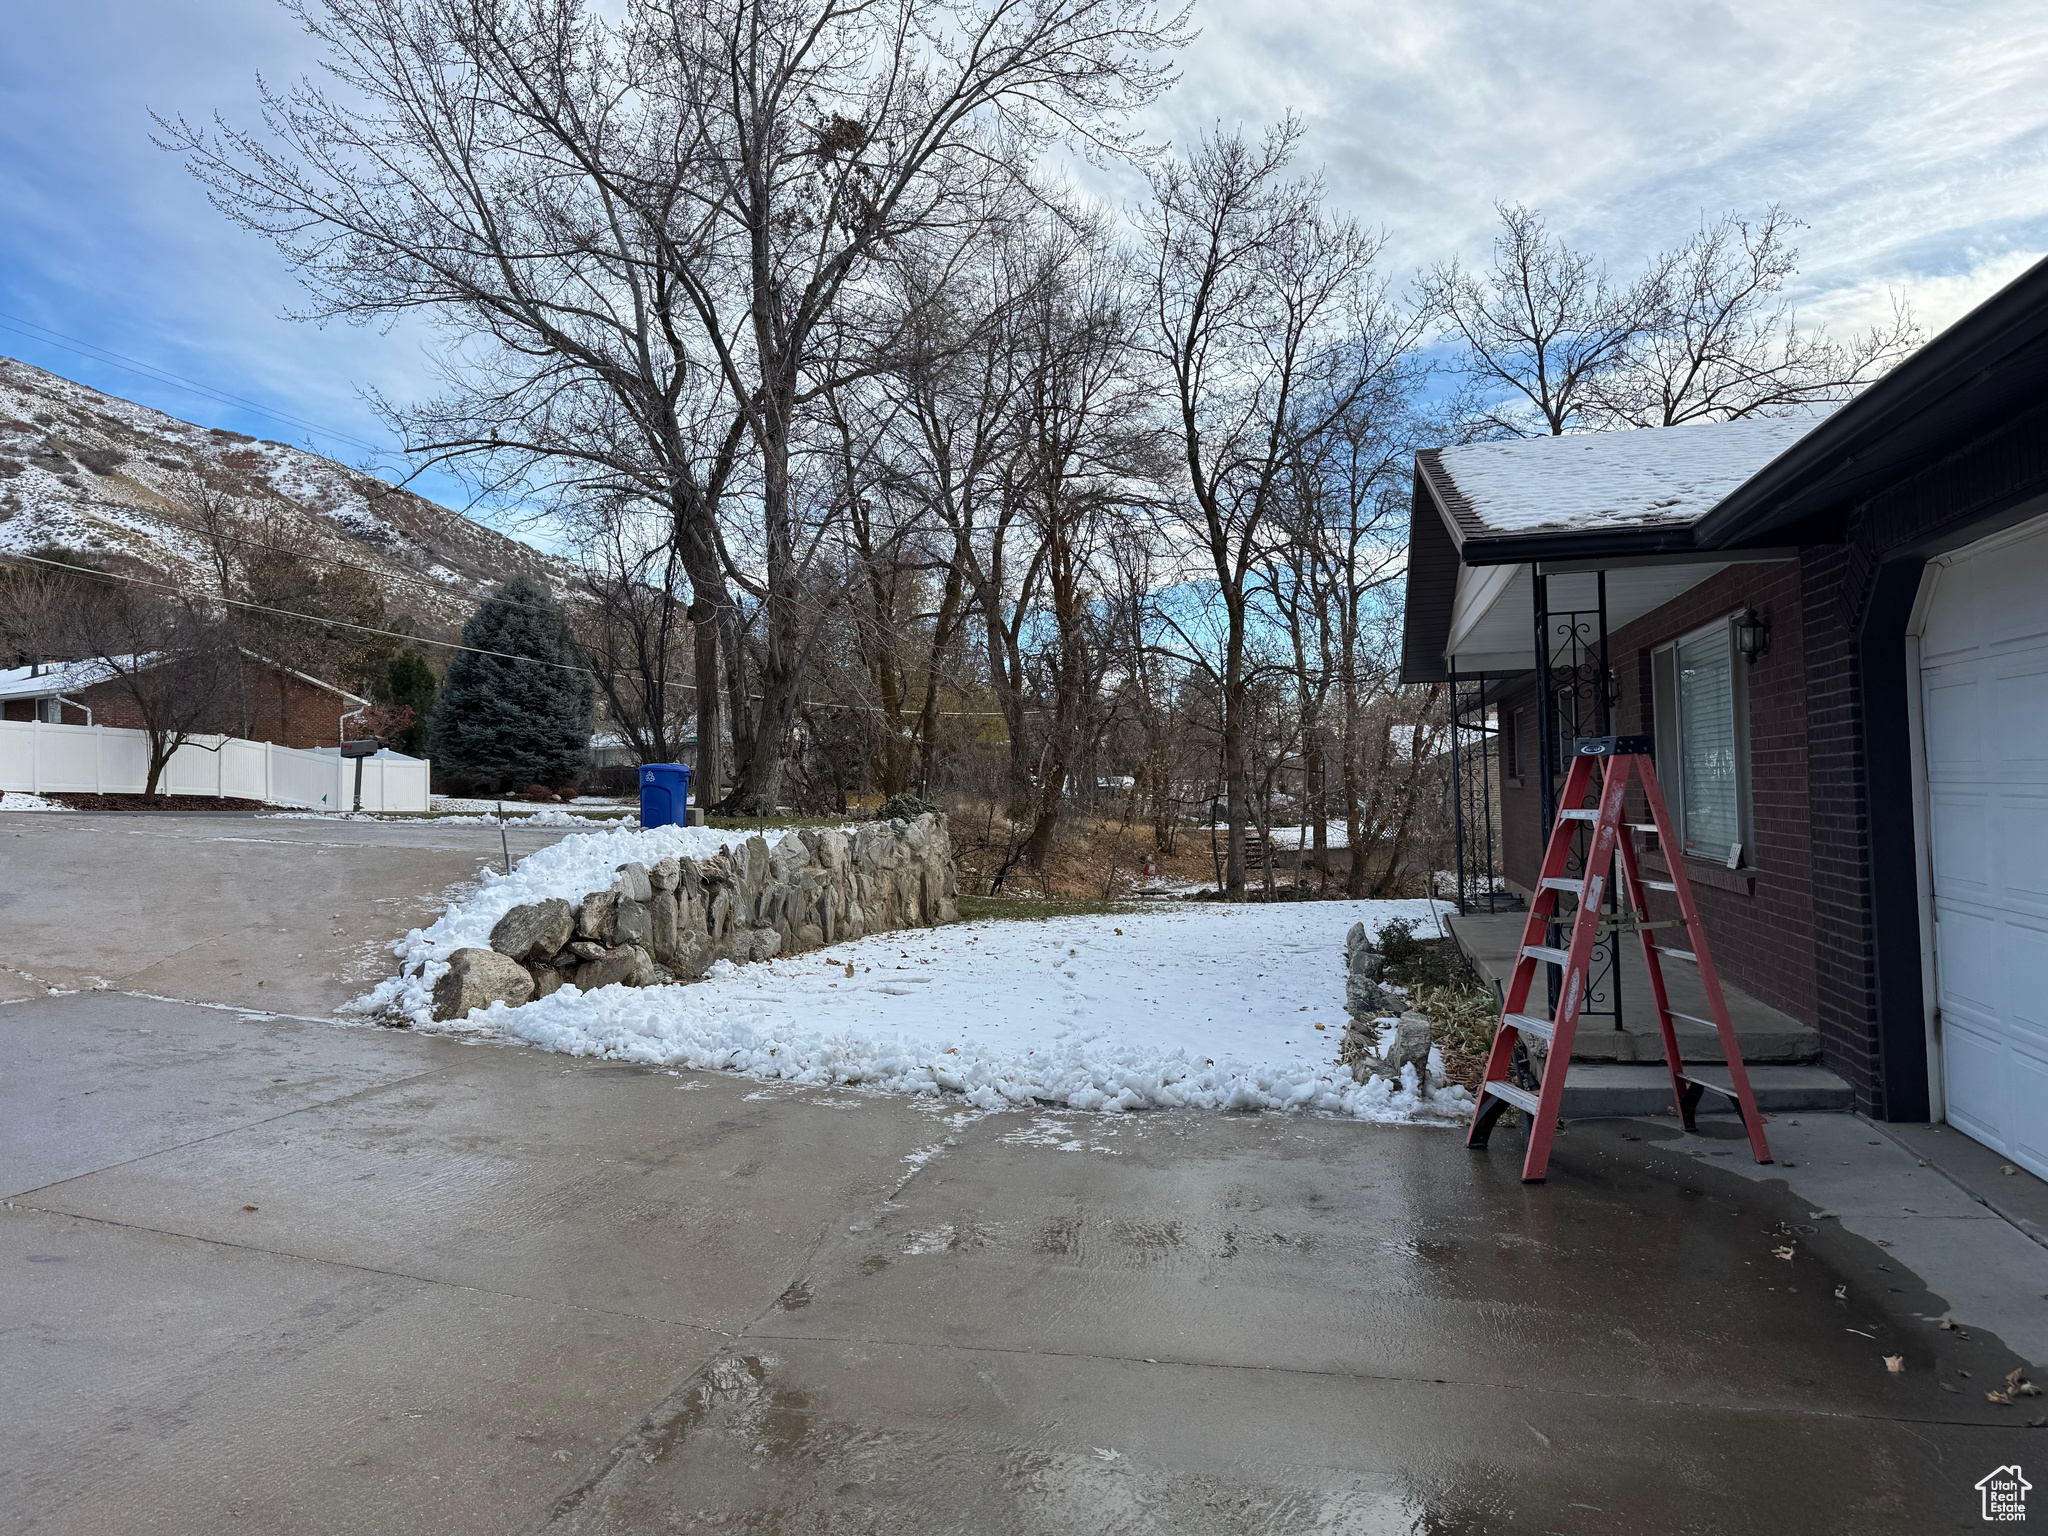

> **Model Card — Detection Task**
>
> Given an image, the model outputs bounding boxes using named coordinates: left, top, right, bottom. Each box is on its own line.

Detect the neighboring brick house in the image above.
left=1401, top=254, right=2048, bottom=1170
left=0, top=651, right=371, bottom=750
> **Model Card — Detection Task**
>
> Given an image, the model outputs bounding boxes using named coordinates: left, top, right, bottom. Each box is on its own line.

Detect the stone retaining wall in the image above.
left=433, top=814, right=960, bottom=1020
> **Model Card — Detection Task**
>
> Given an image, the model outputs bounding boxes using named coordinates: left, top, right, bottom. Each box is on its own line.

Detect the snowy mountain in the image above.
left=0, top=355, right=569, bottom=634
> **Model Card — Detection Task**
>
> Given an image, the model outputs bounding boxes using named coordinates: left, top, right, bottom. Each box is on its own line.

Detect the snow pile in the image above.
left=354, top=866, right=1471, bottom=1123
left=0, top=791, right=72, bottom=811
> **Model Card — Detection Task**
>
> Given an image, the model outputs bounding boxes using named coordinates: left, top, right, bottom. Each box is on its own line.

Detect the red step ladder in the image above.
left=1466, top=735, right=1773, bottom=1182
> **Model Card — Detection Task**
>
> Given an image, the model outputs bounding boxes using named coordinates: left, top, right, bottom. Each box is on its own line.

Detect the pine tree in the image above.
left=377, top=648, right=438, bottom=757
left=429, top=579, right=593, bottom=792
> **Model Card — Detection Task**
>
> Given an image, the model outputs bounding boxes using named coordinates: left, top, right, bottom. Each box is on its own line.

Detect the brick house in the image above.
left=0, top=652, right=372, bottom=750
left=1400, top=255, right=2048, bottom=1171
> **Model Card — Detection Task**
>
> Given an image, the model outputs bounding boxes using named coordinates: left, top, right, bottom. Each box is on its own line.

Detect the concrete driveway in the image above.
left=2, top=810, right=2041, bottom=1533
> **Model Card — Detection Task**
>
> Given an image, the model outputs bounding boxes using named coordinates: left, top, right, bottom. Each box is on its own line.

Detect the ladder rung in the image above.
left=1558, top=809, right=1598, bottom=821
left=1523, top=945, right=1571, bottom=966
left=1654, top=946, right=1698, bottom=964
left=1484, top=1080, right=1541, bottom=1115
left=1502, top=1012, right=1553, bottom=1042
left=1627, top=823, right=1660, bottom=833
left=1678, top=1074, right=1740, bottom=1100
left=1540, top=876, right=1582, bottom=893
left=1641, top=879, right=1677, bottom=892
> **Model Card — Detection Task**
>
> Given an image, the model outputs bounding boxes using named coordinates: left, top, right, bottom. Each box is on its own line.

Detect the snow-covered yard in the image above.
left=350, top=821, right=1469, bottom=1124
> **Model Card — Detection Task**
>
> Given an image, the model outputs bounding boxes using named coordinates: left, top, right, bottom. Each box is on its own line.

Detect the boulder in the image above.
left=649, top=857, right=681, bottom=893
left=432, top=947, right=535, bottom=1021
left=649, top=889, right=678, bottom=961
left=489, top=898, right=574, bottom=963
left=613, top=898, right=653, bottom=949
left=795, top=922, right=824, bottom=952
left=529, top=963, right=568, bottom=1000
left=577, top=890, right=620, bottom=944
left=565, top=939, right=608, bottom=962
left=577, top=945, right=651, bottom=989
left=615, top=861, right=654, bottom=903
left=1349, top=1010, right=1433, bottom=1090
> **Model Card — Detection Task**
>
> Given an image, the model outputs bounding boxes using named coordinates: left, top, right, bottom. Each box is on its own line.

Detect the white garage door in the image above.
left=1920, top=510, right=2048, bottom=1173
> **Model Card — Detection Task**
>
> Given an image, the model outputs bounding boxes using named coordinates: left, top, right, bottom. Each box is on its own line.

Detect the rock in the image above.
left=649, top=857, right=681, bottom=893
left=668, top=929, right=716, bottom=979
left=1345, top=971, right=1392, bottom=1019
left=613, top=898, right=652, bottom=949
left=432, top=947, right=535, bottom=1021
left=615, top=861, right=654, bottom=903
left=745, top=927, right=782, bottom=962
left=649, top=890, right=678, bottom=963
left=577, top=890, right=620, bottom=944
left=577, top=945, right=650, bottom=989
left=1349, top=1011, right=1434, bottom=1090
left=529, top=963, right=567, bottom=999
left=489, top=898, right=574, bottom=963
left=565, top=939, right=608, bottom=962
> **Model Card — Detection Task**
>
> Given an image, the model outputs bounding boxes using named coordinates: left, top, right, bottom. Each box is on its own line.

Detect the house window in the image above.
left=1651, top=619, right=1751, bottom=866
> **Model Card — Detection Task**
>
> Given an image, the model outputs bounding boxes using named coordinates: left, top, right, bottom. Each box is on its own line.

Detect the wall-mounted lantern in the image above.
left=1734, top=608, right=1771, bottom=664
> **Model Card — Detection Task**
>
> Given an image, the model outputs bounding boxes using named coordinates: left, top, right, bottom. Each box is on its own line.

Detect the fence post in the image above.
left=94, top=724, right=103, bottom=795
left=265, top=741, right=274, bottom=805
left=30, top=717, right=39, bottom=795
left=217, top=735, right=225, bottom=799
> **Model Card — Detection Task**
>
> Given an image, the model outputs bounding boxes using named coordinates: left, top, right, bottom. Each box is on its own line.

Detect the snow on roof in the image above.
left=0, top=658, right=125, bottom=701
left=1421, top=413, right=1828, bottom=542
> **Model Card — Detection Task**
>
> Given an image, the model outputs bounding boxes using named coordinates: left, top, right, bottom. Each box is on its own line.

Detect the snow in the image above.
left=349, top=830, right=1471, bottom=1124
left=1, top=791, right=72, bottom=811
left=1432, top=413, right=1826, bottom=538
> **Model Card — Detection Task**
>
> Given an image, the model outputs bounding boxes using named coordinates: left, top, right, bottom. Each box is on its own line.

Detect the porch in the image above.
left=1444, top=909, right=1820, bottom=1064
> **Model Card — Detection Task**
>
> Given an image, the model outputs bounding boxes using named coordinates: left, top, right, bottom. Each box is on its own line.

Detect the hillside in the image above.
left=0, top=355, right=569, bottom=634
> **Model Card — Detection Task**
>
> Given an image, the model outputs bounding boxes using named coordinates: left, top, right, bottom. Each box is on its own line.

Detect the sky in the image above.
left=3, top=0, right=2045, bottom=529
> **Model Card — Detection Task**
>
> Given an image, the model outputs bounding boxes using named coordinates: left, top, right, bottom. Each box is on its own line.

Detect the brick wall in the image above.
left=71, top=660, right=362, bottom=750
left=1606, top=561, right=1816, bottom=1025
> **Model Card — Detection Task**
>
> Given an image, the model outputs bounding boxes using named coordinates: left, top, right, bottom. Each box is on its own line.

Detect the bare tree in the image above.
left=160, top=0, right=754, bottom=804
left=1138, top=121, right=1424, bottom=896
left=19, top=568, right=242, bottom=795
left=1423, top=203, right=1667, bottom=437
left=573, top=512, right=693, bottom=765
left=1588, top=207, right=1920, bottom=427
left=649, top=0, right=1186, bottom=813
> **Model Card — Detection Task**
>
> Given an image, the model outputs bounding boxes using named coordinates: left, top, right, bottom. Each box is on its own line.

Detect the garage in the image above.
left=1917, top=509, right=2048, bottom=1173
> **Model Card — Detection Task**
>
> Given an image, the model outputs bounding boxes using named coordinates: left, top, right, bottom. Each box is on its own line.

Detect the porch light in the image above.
left=1734, top=608, right=1770, bottom=664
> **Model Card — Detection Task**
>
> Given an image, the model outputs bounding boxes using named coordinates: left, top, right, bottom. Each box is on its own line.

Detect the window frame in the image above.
left=1650, top=615, right=1754, bottom=869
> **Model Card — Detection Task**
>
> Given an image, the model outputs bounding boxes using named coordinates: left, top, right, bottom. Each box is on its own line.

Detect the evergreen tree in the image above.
left=429, top=579, right=593, bottom=792
left=376, top=648, right=438, bottom=757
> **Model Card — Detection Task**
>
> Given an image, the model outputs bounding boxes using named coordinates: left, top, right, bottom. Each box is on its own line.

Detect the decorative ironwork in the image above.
left=1532, top=568, right=1623, bottom=1030
left=1447, top=676, right=1509, bottom=916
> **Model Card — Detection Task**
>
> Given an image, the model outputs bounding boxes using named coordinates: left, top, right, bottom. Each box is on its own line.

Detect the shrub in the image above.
left=876, top=791, right=938, bottom=822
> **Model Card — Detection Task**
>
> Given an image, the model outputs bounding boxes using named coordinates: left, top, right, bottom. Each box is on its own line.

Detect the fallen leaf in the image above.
left=1114, top=929, right=1122, bottom=936
left=845, top=962, right=854, bottom=978
left=1876, top=1239, right=1894, bottom=1248
left=1884, top=1355, right=1905, bottom=1373
left=1773, top=1245, right=1796, bottom=1261
left=1941, top=1382, right=1961, bottom=1393
left=1314, top=1023, right=1326, bottom=1031
left=2004, top=1165, right=2020, bottom=1176
left=1989, top=1390, right=2015, bottom=1405
left=241, top=1205, right=258, bottom=1212
left=1835, top=1285, right=1848, bottom=1299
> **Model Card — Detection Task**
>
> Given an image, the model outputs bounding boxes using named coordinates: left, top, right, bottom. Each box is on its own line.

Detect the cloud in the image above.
left=1, top=0, right=2043, bottom=517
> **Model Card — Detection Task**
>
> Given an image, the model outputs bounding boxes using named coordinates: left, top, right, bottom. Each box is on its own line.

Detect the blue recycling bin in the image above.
left=638, top=762, right=693, bottom=829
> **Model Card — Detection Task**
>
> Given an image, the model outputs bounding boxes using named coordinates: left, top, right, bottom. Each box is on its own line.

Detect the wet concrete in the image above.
left=4, top=809, right=2043, bottom=1532
left=0, top=809, right=589, bottom=1014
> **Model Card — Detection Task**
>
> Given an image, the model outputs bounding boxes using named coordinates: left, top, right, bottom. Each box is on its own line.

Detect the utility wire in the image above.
left=0, top=551, right=1028, bottom=720
left=0, top=313, right=389, bottom=458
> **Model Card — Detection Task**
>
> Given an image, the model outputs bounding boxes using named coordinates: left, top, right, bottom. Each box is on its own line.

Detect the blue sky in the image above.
left=4, top=0, right=2046, bottom=530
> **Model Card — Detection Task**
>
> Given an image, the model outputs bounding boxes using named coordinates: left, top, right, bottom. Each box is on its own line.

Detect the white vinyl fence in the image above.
left=0, top=719, right=430, bottom=812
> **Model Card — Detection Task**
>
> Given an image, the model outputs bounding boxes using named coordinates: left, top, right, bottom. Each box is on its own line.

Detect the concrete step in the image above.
left=1552, top=1063, right=1852, bottom=1118
left=1564, top=1025, right=1821, bottom=1065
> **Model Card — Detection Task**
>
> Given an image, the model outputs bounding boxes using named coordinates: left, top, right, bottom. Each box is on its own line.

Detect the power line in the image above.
left=0, top=550, right=1028, bottom=720
left=0, top=312, right=390, bottom=458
